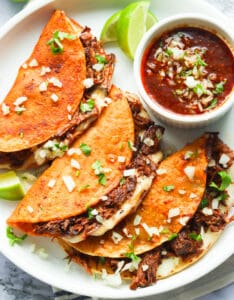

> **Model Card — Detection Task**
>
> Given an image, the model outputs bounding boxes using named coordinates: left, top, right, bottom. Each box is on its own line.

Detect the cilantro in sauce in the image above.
left=6, top=226, right=27, bottom=246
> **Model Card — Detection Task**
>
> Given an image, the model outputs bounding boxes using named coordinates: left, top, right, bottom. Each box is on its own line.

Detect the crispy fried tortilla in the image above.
left=0, top=10, right=115, bottom=170
left=8, top=87, right=164, bottom=241
left=73, top=135, right=208, bottom=257
left=7, top=86, right=134, bottom=229
left=58, top=134, right=234, bottom=290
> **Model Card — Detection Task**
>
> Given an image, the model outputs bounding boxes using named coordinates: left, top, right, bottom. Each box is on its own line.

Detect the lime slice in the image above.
left=146, top=10, right=158, bottom=30
left=117, top=1, right=150, bottom=59
left=0, top=171, right=25, bottom=200
left=101, top=9, right=158, bottom=44
left=100, top=11, right=121, bottom=43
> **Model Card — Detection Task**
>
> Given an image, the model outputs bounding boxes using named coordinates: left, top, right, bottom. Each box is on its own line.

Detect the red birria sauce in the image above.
left=141, top=27, right=234, bottom=115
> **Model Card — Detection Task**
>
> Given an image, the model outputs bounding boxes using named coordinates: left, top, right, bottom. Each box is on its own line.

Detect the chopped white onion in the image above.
left=178, top=189, right=186, bottom=195
left=111, top=231, right=123, bottom=244
left=1, top=103, right=10, bottom=115
left=202, top=207, right=213, bottom=216
left=62, top=175, right=76, bottom=192
left=123, top=169, right=136, bottom=177
left=168, top=207, right=180, bottom=219
left=39, top=82, right=47, bottom=92
left=189, top=192, right=198, bottom=199
left=219, top=154, right=230, bottom=168
left=29, top=58, right=38, bottom=67
left=122, top=227, right=132, bottom=238
left=27, top=205, right=34, bottom=213
left=133, top=214, right=142, bottom=226
left=100, top=195, right=108, bottom=201
left=142, top=223, right=160, bottom=237
left=117, top=156, right=126, bottom=163
left=48, top=178, right=56, bottom=188
left=51, top=93, right=59, bottom=102
left=185, top=76, right=198, bottom=88
left=13, top=96, right=28, bottom=106
left=142, top=264, right=149, bottom=272
left=49, top=77, right=62, bottom=88
left=101, top=269, right=122, bottom=287
left=71, top=158, right=80, bottom=170
left=211, top=198, right=219, bottom=209
left=156, top=168, right=167, bottom=175
left=92, top=63, right=104, bottom=72
left=36, top=248, right=48, bottom=259
left=67, top=148, right=81, bottom=156
left=135, top=228, right=140, bottom=235
left=143, top=137, right=154, bottom=147
left=179, top=216, right=190, bottom=226
left=83, top=78, right=94, bottom=89
left=184, top=166, right=195, bottom=180
left=40, top=66, right=51, bottom=76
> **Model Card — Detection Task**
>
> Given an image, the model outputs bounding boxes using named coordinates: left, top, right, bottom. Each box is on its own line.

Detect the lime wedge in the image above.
left=117, top=1, right=150, bottom=59
left=146, top=10, right=158, bottom=30
left=100, top=11, right=121, bottom=43
left=0, top=171, right=25, bottom=200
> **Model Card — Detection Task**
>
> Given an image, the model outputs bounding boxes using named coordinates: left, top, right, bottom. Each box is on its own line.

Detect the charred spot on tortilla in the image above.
left=0, top=10, right=115, bottom=170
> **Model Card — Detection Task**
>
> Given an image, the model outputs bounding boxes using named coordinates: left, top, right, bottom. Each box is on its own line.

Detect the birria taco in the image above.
left=0, top=10, right=115, bottom=170
left=58, top=133, right=234, bottom=290
left=7, top=86, right=164, bottom=243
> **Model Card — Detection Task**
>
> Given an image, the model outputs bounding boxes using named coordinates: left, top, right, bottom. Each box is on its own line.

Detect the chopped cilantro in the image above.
left=168, top=233, right=178, bottom=241
left=120, top=177, right=125, bottom=186
left=215, top=192, right=228, bottom=202
left=47, top=30, right=76, bottom=54
left=165, top=48, right=173, bottom=56
left=214, top=81, right=226, bottom=94
left=205, top=99, right=218, bottom=111
left=80, top=99, right=95, bottom=113
left=195, top=55, right=207, bottom=67
left=98, top=173, right=106, bottom=186
left=128, top=140, right=135, bottom=151
left=163, top=185, right=174, bottom=192
left=160, top=228, right=170, bottom=234
left=209, top=171, right=231, bottom=191
left=75, top=170, right=80, bottom=177
left=95, top=54, right=108, bottom=64
left=6, top=226, right=27, bottom=246
left=193, top=83, right=206, bottom=96
left=199, top=198, right=208, bottom=209
left=188, top=233, right=202, bottom=241
left=87, top=207, right=94, bottom=219
left=80, top=143, right=92, bottom=156
left=124, top=251, right=141, bottom=263
left=180, top=69, right=193, bottom=78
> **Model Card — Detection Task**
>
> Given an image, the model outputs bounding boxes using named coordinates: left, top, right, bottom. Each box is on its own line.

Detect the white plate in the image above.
left=0, top=0, right=233, bottom=298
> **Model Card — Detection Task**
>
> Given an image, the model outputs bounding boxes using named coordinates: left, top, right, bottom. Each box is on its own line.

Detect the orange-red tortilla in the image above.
left=7, top=86, right=134, bottom=232
left=74, top=136, right=208, bottom=257
left=0, top=10, right=86, bottom=152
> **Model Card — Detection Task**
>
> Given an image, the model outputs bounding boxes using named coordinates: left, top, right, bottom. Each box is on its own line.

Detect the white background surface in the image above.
left=0, top=0, right=233, bottom=299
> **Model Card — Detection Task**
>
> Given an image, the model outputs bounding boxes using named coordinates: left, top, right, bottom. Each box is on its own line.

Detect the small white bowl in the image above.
left=134, top=13, right=234, bottom=128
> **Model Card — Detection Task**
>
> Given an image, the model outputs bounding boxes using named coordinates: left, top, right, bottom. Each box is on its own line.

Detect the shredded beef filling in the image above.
left=130, top=249, right=161, bottom=290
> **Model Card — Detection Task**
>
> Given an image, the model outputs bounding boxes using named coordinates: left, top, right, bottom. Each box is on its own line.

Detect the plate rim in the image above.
left=0, top=0, right=233, bottom=298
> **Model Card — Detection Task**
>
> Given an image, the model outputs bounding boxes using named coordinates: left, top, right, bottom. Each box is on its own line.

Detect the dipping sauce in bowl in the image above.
left=141, top=27, right=234, bottom=115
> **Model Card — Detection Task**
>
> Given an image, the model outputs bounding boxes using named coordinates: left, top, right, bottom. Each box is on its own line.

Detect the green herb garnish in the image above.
left=195, top=55, right=207, bottom=67
left=214, top=81, right=226, bottom=94
left=95, top=54, right=108, bottom=64
left=80, top=99, right=95, bottom=113
left=87, top=207, right=94, bottom=219
left=163, top=185, right=174, bottom=192
left=209, top=171, right=231, bottom=191
left=120, top=177, right=125, bottom=186
left=165, top=48, right=173, bottom=56
left=47, top=30, right=76, bottom=54
left=124, top=251, right=141, bottom=263
left=128, top=140, right=135, bottom=151
left=193, top=83, right=206, bottom=96
left=199, top=198, right=208, bottom=209
left=168, top=233, right=178, bottom=241
left=205, top=99, right=218, bottom=110
left=188, top=233, right=202, bottom=241
left=6, top=226, right=27, bottom=246
left=98, top=173, right=106, bottom=186
left=80, top=143, right=92, bottom=156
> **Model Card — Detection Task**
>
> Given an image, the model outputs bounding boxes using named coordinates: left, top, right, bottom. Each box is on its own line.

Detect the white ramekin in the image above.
left=134, top=13, right=234, bottom=128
